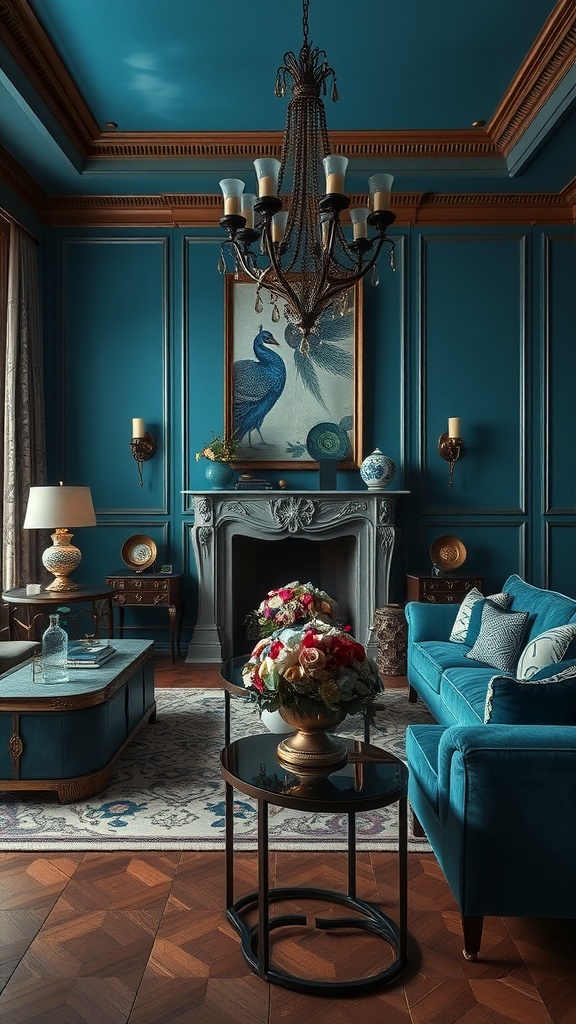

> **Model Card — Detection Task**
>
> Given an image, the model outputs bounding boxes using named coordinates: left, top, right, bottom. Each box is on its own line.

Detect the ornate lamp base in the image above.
left=42, top=529, right=82, bottom=591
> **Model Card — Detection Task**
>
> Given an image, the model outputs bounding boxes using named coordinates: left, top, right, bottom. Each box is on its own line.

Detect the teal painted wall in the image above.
left=41, top=221, right=575, bottom=650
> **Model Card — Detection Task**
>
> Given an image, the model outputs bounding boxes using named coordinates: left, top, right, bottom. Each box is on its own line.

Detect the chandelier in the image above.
left=217, top=0, right=396, bottom=353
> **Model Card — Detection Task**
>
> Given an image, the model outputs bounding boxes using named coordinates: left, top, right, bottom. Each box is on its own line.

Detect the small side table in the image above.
left=105, top=572, right=183, bottom=663
left=406, top=573, right=484, bottom=604
left=2, top=584, right=116, bottom=642
left=221, top=732, right=408, bottom=995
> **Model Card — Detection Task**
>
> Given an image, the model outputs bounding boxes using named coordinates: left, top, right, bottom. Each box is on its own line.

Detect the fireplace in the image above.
left=184, top=490, right=408, bottom=663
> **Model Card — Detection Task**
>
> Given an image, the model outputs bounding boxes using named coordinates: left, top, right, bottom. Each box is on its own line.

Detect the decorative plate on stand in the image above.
left=121, top=535, right=157, bottom=572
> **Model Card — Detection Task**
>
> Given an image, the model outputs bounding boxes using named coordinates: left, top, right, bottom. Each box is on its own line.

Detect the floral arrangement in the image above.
left=244, top=580, right=339, bottom=640
left=195, top=433, right=237, bottom=464
left=241, top=620, right=383, bottom=718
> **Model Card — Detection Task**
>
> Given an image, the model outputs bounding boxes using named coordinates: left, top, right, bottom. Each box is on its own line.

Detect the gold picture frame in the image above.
left=224, top=274, right=363, bottom=470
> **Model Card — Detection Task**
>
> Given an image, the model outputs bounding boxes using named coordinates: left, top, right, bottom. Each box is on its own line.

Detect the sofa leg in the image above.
left=412, top=811, right=426, bottom=838
left=408, top=685, right=418, bottom=704
left=462, top=916, right=483, bottom=961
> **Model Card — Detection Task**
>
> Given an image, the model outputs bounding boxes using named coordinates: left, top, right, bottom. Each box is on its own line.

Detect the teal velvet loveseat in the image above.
left=404, top=575, right=576, bottom=960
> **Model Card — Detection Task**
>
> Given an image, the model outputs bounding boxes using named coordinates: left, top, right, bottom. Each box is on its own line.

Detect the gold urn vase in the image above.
left=276, top=705, right=348, bottom=780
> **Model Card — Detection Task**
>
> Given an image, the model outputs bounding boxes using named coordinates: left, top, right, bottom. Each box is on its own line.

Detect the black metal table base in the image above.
left=228, top=885, right=406, bottom=995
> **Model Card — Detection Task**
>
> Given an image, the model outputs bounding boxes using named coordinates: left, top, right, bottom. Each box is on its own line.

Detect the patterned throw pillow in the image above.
left=449, top=588, right=511, bottom=644
left=516, top=623, right=576, bottom=680
left=465, top=602, right=529, bottom=673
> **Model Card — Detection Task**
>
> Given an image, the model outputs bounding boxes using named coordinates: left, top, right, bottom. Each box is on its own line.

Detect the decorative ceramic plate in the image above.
left=306, top=422, right=350, bottom=461
left=121, top=535, right=157, bottom=572
left=430, top=535, right=467, bottom=571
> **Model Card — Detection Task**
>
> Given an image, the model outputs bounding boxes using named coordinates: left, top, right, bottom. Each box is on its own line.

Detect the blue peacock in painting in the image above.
left=233, top=326, right=287, bottom=447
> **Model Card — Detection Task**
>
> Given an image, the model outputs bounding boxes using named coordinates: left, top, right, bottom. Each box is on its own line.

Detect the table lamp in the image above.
left=23, top=483, right=97, bottom=592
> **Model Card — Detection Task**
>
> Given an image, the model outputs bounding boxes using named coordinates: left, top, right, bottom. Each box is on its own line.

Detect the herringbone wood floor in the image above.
left=0, top=657, right=575, bottom=1023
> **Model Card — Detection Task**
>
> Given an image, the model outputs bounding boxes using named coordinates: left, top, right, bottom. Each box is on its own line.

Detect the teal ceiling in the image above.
left=1, top=0, right=575, bottom=197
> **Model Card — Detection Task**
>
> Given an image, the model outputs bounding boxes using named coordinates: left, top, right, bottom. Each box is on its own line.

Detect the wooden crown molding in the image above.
left=488, top=0, right=576, bottom=154
left=87, top=128, right=499, bottom=163
left=0, top=0, right=99, bottom=154
left=40, top=191, right=574, bottom=228
left=1, top=0, right=573, bottom=169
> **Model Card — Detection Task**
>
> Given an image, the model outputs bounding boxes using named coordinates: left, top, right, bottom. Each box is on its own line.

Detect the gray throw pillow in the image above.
left=449, top=588, right=511, bottom=644
left=466, top=602, right=529, bottom=673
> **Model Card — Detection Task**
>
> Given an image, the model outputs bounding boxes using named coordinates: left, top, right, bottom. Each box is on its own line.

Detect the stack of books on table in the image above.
left=67, top=642, right=116, bottom=668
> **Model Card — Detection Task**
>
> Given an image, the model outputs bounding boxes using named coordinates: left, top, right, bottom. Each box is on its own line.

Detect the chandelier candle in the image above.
left=323, top=154, right=348, bottom=195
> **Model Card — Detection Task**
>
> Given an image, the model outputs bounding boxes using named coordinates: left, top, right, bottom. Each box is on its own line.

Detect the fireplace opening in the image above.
left=230, top=534, right=357, bottom=655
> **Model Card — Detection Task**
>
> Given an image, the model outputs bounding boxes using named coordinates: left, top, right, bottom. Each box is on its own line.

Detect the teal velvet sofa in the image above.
left=404, top=575, right=576, bottom=959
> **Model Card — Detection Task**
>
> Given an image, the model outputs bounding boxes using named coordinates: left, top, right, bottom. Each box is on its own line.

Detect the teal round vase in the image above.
left=204, top=460, right=234, bottom=490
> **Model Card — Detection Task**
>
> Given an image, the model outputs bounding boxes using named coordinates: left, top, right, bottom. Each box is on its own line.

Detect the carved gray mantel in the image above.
left=183, top=490, right=408, bottom=663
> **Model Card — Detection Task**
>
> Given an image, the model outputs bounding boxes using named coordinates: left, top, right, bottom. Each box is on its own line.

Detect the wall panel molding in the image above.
left=60, top=236, right=170, bottom=515
left=417, top=232, right=529, bottom=517
left=541, top=232, right=576, bottom=515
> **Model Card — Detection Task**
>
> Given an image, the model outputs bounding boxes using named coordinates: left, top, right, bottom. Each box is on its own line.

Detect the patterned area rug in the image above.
left=0, top=688, right=434, bottom=851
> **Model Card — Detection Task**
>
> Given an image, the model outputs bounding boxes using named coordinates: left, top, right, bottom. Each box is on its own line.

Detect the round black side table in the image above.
left=220, top=732, right=408, bottom=995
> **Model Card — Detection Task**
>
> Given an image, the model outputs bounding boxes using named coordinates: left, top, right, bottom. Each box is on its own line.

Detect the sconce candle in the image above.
left=132, top=418, right=146, bottom=438
left=448, top=417, right=461, bottom=439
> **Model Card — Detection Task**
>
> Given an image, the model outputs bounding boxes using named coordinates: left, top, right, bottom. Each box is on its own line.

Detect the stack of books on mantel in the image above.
left=67, top=642, right=116, bottom=669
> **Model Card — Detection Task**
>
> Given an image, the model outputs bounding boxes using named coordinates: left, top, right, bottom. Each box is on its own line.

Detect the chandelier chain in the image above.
left=217, top=0, right=396, bottom=345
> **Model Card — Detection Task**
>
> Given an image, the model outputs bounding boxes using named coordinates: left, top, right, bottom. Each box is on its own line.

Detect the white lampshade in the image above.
left=23, top=485, right=96, bottom=592
left=23, top=485, right=96, bottom=529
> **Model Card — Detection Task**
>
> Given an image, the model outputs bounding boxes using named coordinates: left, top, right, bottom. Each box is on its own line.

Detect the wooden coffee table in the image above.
left=0, top=639, right=155, bottom=802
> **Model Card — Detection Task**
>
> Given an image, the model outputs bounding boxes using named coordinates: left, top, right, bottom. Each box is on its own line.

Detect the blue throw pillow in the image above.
left=484, top=663, right=576, bottom=724
left=466, top=602, right=529, bottom=673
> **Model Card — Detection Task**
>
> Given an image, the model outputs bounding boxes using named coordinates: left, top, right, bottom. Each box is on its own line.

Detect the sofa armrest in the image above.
left=405, top=600, right=459, bottom=643
left=409, top=722, right=576, bottom=925
left=438, top=724, right=576, bottom=832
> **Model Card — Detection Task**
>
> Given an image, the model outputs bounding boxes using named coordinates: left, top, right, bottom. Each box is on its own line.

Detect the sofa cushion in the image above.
left=484, top=663, right=576, bottom=724
left=502, top=574, right=576, bottom=642
left=449, top=588, right=511, bottom=644
left=410, top=640, right=488, bottom=694
left=440, top=666, right=496, bottom=724
left=516, top=623, right=576, bottom=680
left=466, top=603, right=530, bottom=673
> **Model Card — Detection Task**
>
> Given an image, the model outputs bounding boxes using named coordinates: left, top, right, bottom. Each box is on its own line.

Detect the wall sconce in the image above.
left=438, top=417, right=463, bottom=487
left=130, top=418, right=156, bottom=487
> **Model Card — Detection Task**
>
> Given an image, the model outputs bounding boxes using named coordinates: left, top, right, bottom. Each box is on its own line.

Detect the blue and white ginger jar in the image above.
left=360, top=449, right=396, bottom=490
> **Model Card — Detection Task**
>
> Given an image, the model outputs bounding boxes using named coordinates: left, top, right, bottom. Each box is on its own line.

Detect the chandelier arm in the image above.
left=260, top=218, right=302, bottom=315
left=320, top=236, right=391, bottom=304
left=225, top=241, right=262, bottom=286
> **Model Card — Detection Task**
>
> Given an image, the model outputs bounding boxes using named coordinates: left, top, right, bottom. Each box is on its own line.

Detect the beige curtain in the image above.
left=1, top=217, right=46, bottom=593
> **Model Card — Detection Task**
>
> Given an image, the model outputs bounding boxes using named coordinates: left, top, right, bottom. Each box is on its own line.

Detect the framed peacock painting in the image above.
left=224, top=274, right=363, bottom=470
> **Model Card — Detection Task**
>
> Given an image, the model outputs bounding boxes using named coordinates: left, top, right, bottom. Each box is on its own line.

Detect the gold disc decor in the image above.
left=430, top=535, right=467, bottom=572
left=276, top=705, right=348, bottom=782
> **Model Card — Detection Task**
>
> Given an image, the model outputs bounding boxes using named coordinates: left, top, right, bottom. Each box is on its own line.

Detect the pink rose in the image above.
left=299, top=646, right=326, bottom=676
